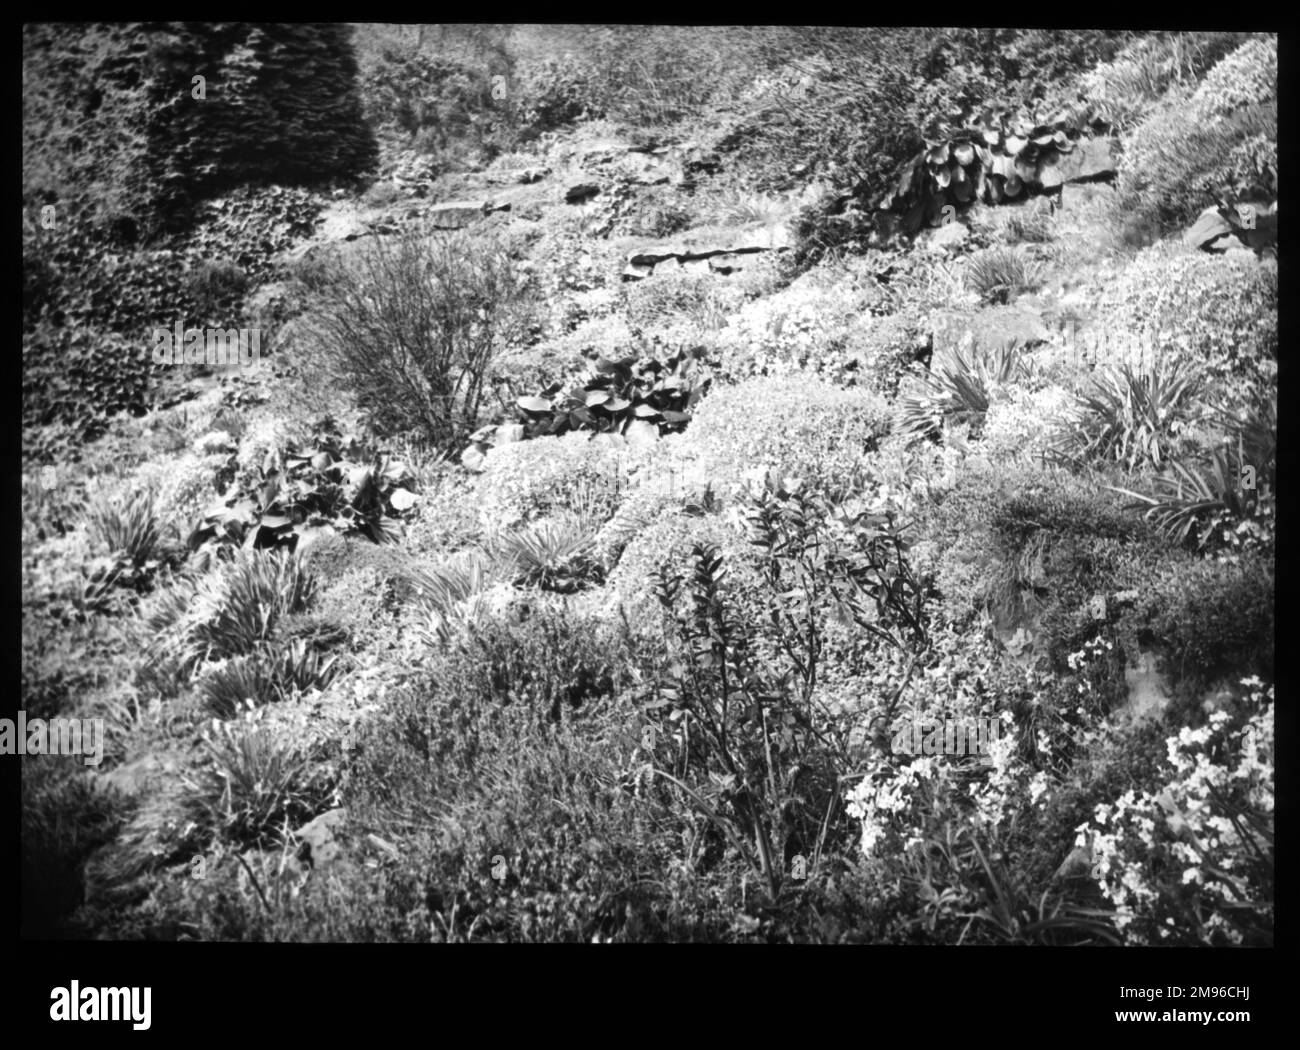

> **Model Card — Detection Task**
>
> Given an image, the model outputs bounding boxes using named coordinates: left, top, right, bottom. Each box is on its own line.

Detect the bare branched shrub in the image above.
left=307, top=227, right=537, bottom=448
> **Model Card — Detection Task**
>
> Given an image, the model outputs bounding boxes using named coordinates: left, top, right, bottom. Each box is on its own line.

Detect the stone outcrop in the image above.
left=929, top=305, right=1051, bottom=357
left=622, top=226, right=791, bottom=279
left=427, top=199, right=511, bottom=229
left=565, top=182, right=602, bottom=204
left=1185, top=201, right=1277, bottom=253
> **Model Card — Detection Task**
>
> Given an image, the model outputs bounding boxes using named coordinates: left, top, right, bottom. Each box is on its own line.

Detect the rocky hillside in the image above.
left=21, top=25, right=1275, bottom=946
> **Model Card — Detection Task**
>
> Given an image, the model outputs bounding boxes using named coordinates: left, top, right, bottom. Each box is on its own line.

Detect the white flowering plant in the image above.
left=1076, top=676, right=1273, bottom=944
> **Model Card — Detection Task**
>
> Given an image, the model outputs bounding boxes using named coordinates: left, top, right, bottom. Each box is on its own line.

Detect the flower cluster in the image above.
left=1075, top=676, right=1274, bottom=944
left=981, top=384, right=1076, bottom=463
left=687, top=374, right=892, bottom=498
left=1096, top=245, right=1276, bottom=387
left=715, top=276, right=880, bottom=383
left=476, top=430, right=635, bottom=530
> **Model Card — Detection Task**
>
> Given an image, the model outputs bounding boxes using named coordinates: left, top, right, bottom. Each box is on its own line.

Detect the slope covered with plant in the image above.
left=22, top=25, right=1274, bottom=945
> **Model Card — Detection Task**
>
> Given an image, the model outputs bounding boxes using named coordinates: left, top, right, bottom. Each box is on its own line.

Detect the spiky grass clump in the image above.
left=493, top=514, right=601, bottom=592
left=85, top=488, right=165, bottom=569
left=186, top=706, right=337, bottom=848
left=965, top=247, right=1044, bottom=304
left=896, top=345, right=1027, bottom=442
left=1058, top=360, right=1205, bottom=472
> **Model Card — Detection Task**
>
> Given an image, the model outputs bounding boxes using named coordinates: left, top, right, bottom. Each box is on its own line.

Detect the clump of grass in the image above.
left=896, top=345, right=1027, bottom=441
left=965, top=247, right=1044, bottom=304
left=198, top=639, right=341, bottom=718
left=713, top=188, right=787, bottom=227
left=1005, top=202, right=1056, bottom=244
left=186, top=706, right=338, bottom=848
left=85, top=488, right=165, bottom=570
left=493, top=514, right=601, bottom=592
left=1056, top=360, right=1205, bottom=472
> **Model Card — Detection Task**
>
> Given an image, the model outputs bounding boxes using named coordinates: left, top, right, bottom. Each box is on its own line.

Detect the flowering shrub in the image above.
left=715, top=274, right=885, bottom=383
left=1190, top=35, right=1276, bottom=120
left=606, top=508, right=762, bottom=635
left=837, top=311, right=929, bottom=399
left=688, top=375, right=892, bottom=497
left=476, top=430, right=637, bottom=530
left=982, top=384, right=1076, bottom=463
left=1097, top=245, right=1276, bottom=389
left=132, top=451, right=233, bottom=536
left=1076, top=677, right=1273, bottom=944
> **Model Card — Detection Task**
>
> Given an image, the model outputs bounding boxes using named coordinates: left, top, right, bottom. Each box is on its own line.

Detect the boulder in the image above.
left=294, top=807, right=348, bottom=870
left=565, top=182, right=602, bottom=204
left=1051, top=137, right=1117, bottom=183
left=1185, top=206, right=1235, bottom=251
left=930, top=306, right=1051, bottom=357
left=624, top=227, right=791, bottom=276
left=99, top=753, right=177, bottom=798
left=1122, top=649, right=1172, bottom=724
left=427, top=201, right=492, bottom=229
left=918, top=221, right=969, bottom=251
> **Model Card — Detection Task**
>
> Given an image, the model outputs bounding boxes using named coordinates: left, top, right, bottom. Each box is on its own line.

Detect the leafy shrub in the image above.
left=913, top=458, right=1160, bottom=636
left=1078, top=31, right=1247, bottom=132
left=1098, top=246, right=1276, bottom=388
left=787, top=190, right=874, bottom=272
left=643, top=476, right=927, bottom=897
left=308, top=227, right=536, bottom=449
left=964, top=247, right=1043, bottom=304
left=1190, top=35, right=1277, bottom=121
left=192, top=417, right=420, bottom=552
left=688, top=375, right=892, bottom=496
left=432, top=595, right=637, bottom=727
left=1138, top=558, right=1273, bottom=701
left=361, top=45, right=493, bottom=149
left=534, top=26, right=747, bottom=129
left=476, top=430, right=634, bottom=530
left=22, top=761, right=128, bottom=937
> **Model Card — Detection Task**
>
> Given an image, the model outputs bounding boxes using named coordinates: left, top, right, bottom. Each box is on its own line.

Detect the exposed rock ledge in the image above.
left=622, top=226, right=791, bottom=279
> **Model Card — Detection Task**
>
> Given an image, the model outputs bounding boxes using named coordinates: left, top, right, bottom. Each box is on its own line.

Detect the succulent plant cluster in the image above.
left=876, top=112, right=1113, bottom=235
left=462, top=349, right=711, bottom=468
